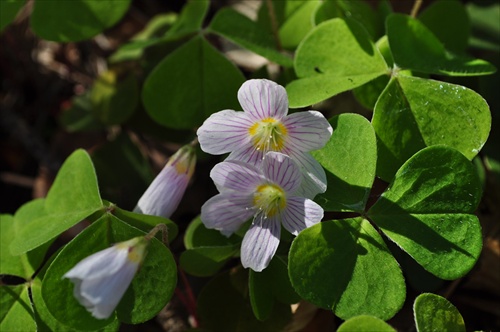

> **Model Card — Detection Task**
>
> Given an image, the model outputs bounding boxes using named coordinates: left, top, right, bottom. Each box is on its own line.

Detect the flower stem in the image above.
left=265, top=0, right=282, bottom=51
left=410, top=0, right=423, bottom=18
left=145, top=223, right=168, bottom=246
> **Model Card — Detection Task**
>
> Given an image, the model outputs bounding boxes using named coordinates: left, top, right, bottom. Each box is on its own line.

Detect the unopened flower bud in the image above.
left=63, top=237, right=148, bottom=319
left=134, top=145, right=196, bottom=218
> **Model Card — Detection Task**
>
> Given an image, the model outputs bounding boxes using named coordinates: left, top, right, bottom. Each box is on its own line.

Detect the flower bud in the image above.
left=63, top=237, right=148, bottom=319
left=134, top=145, right=196, bottom=218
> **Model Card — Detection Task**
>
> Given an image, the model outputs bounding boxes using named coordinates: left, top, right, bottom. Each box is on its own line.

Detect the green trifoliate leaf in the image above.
left=418, top=0, right=470, bottom=54
left=142, top=35, right=245, bottom=129
left=31, top=0, right=131, bottom=42
left=369, top=146, right=483, bottom=280
left=1, top=199, right=53, bottom=279
left=0, top=0, right=25, bottom=32
left=387, top=14, right=496, bottom=76
left=312, top=114, right=377, bottom=212
left=42, top=214, right=176, bottom=329
left=207, top=8, right=293, bottom=67
left=31, top=278, right=120, bottom=332
left=372, top=75, right=491, bottom=181
left=278, top=0, right=321, bottom=50
left=0, top=284, right=36, bottom=332
left=288, top=218, right=406, bottom=320
left=10, top=150, right=104, bottom=255
left=286, top=18, right=389, bottom=107
left=414, top=293, right=465, bottom=332
left=337, top=315, right=396, bottom=332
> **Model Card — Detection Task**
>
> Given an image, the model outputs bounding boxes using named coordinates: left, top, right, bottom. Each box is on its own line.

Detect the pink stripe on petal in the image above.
left=201, top=193, right=254, bottom=236
left=227, top=145, right=265, bottom=167
left=262, top=152, right=301, bottom=194
left=283, top=111, right=332, bottom=152
left=211, top=160, right=264, bottom=192
left=197, top=110, right=254, bottom=155
left=241, top=215, right=281, bottom=272
left=238, top=80, right=289, bottom=120
left=281, top=197, right=323, bottom=236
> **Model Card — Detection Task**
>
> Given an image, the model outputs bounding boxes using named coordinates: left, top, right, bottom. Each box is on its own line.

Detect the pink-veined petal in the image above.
left=63, top=246, right=129, bottom=280
left=226, top=145, right=265, bottom=167
left=262, top=152, right=301, bottom=194
left=281, top=197, right=323, bottom=236
left=197, top=110, right=254, bottom=155
left=286, top=151, right=327, bottom=199
left=78, top=260, right=139, bottom=319
left=241, top=215, right=281, bottom=272
left=238, top=79, right=288, bottom=121
left=134, top=167, right=188, bottom=218
left=201, top=193, right=255, bottom=236
left=282, top=111, right=333, bottom=152
left=210, top=160, right=264, bottom=193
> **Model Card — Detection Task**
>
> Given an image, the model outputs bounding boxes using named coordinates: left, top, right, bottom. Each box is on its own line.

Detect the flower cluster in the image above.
left=197, top=79, right=332, bottom=271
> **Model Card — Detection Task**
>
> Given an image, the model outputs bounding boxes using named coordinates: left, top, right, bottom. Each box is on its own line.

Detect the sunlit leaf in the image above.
left=287, top=18, right=388, bottom=107
left=10, top=150, right=104, bottom=255
left=369, top=146, right=483, bottom=279
left=337, top=315, right=396, bottom=332
left=387, top=14, right=496, bottom=76
left=312, top=114, right=377, bottom=212
left=414, top=293, right=465, bottom=332
left=0, top=284, right=36, bottom=331
left=372, top=75, right=491, bottom=181
left=288, top=218, right=406, bottom=320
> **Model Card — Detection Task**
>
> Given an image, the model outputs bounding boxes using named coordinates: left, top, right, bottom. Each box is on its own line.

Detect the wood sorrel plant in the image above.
left=1, top=0, right=497, bottom=331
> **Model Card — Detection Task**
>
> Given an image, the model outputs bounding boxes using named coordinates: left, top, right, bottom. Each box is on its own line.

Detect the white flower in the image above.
left=134, top=145, right=196, bottom=218
left=63, top=237, right=148, bottom=319
left=197, top=79, right=332, bottom=198
left=201, top=152, right=324, bottom=272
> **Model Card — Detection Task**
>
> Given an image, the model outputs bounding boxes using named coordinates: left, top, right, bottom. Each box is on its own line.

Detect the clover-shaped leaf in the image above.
left=369, top=146, right=483, bottom=279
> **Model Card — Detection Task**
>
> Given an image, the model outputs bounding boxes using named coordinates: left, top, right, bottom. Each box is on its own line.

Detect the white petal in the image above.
left=262, top=152, right=301, bottom=194
left=286, top=152, right=327, bottom=199
left=281, top=197, right=323, bottom=236
left=226, top=145, right=265, bottom=167
left=238, top=79, right=288, bottom=121
left=79, top=260, right=139, bottom=319
left=210, top=160, right=264, bottom=193
left=63, top=246, right=129, bottom=280
left=134, top=167, right=188, bottom=218
left=197, top=110, right=254, bottom=155
left=282, top=111, right=333, bottom=152
left=241, top=215, right=281, bottom=272
left=201, top=193, right=255, bottom=236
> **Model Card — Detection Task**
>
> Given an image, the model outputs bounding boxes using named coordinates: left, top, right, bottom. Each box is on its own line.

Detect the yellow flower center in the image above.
left=248, top=117, right=287, bottom=152
left=116, top=237, right=148, bottom=263
left=253, top=183, right=287, bottom=218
